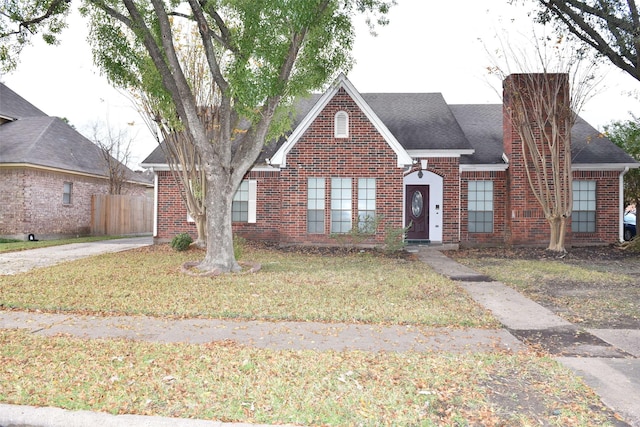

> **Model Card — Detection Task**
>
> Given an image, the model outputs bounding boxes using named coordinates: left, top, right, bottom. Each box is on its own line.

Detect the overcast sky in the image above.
left=2, top=0, right=639, bottom=168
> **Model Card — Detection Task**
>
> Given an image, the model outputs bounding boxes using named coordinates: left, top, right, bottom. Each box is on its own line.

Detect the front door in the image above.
left=405, top=185, right=429, bottom=240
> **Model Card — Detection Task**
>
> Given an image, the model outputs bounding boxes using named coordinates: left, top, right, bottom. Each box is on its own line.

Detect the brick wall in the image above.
left=276, top=87, right=404, bottom=244
left=156, top=170, right=197, bottom=240
left=571, top=170, right=621, bottom=245
left=0, top=166, right=146, bottom=239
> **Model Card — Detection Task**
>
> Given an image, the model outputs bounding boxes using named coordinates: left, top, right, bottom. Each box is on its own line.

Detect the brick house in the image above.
left=142, top=74, right=638, bottom=248
left=0, top=83, right=152, bottom=240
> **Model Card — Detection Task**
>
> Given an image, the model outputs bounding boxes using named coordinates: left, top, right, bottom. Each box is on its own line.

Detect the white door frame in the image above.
left=403, top=170, right=443, bottom=243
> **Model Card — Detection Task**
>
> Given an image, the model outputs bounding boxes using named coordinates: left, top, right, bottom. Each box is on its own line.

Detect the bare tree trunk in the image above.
left=198, top=171, right=240, bottom=273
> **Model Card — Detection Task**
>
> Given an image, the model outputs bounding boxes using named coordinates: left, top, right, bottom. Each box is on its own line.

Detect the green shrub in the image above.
left=170, top=233, right=193, bottom=251
left=384, top=223, right=410, bottom=254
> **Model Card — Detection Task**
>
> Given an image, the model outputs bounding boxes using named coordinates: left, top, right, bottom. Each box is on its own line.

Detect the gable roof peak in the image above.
left=269, top=74, right=413, bottom=168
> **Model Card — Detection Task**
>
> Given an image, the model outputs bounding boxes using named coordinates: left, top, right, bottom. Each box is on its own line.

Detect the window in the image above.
left=358, top=178, right=376, bottom=233
left=468, top=181, right=493, bottom=233
left=232, top=180, right=257, bottom=223
left=331, top=178, right=352, bottom=233
left=334, top=111, right=349, bottom=138
left=572, top=181, right=596, bottom=233
left=63, top=182, right=73, bottom=205
left=307, top=178, right=325, bottom=233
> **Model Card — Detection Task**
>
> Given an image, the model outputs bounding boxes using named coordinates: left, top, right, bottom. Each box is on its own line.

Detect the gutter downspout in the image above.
left=153, top=170, right=159, bottom=240
left=620, top=167, right=629, bottom=242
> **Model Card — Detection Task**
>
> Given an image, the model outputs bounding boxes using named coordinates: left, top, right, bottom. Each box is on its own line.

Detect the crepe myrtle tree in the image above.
left=135, top=25, right=219, bottom=249
left=489, top=31, right=599, bottom=252
left=78, top=0, right=394, bottom=274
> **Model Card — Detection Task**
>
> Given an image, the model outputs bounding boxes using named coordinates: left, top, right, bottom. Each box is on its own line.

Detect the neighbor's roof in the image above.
left=0, top=83, right=47, bottom=120
left=0, top=83, right=151, bottom=184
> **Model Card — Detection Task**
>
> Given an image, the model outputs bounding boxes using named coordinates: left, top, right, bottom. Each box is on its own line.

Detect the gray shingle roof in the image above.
left=364, top=93, right=472, bottom=151
left=141, top=91, right=636, bottom=168
left=0, top=83, right=150, bottom=184
left=0, top=83, right=47, bottom=119
left=450, top=104, right=637, bottom=165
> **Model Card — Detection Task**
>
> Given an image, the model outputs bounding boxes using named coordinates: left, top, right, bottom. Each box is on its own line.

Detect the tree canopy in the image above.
left=605, top=116, right=640, bottom=208
left=76, top=0, right=393, bottom=273
left=0, top=0, right=71, bottom=71
left=533, top=0, right=640, bottom=82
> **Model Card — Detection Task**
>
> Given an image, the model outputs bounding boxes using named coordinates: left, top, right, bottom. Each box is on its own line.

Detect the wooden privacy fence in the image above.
left=91, top=194, right=153, bottom=236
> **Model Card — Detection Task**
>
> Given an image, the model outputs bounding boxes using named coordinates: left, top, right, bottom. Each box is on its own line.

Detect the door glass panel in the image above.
left=411, top=191, right=423, bottom=217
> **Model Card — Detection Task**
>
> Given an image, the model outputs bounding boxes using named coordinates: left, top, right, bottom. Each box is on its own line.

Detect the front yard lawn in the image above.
left=0, top=244, right=496, bottom=327
left=0, top=329, right=619, bottom=426
left=0, top=244, right=626, bottom=425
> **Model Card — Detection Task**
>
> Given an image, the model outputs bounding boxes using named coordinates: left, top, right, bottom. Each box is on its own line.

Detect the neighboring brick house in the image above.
left=142, top=74, right=638, bottom=248
left=0, top=83, right=152, bottom=240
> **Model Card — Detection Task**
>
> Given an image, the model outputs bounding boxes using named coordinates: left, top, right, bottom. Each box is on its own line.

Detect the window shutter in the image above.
left=248, top=180, right=257, bottom=223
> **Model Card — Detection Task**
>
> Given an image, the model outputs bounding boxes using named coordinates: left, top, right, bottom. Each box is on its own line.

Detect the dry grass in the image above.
left=0, top=329, right=618, bottom=426
left=0, top=244, right=496, bottom=327
left=454, top=256, right=640, bottom=328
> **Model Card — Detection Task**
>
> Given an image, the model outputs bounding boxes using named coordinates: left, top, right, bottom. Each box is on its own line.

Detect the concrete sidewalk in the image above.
left=417, top=248, right=640, bottom=427
left=0, top=240, right=639, bottom=426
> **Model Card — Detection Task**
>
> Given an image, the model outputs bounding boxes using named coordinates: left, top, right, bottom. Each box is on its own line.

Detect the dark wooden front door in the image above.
left=405, top=185, right=429, bottom=240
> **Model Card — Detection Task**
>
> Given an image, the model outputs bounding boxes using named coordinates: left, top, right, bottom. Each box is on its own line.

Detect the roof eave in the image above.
left=460, top=164, right=509, bottom=172
left=572, top=163, right=640, bottom=171
left=406, top=149, right=475, bottom=158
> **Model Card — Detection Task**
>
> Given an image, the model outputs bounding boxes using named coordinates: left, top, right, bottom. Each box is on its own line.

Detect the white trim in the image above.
left=403, top=170, right=443, bottom=243
left=460, top=164, right=509, bottom=172
left=270, top=73, right=412, bottom=168
left=572, top=163, right=639, bottom=171
left=406, top=149, right=474, bottom=158
left=153, top=173, right=158, bottom=238
left=248, top=180, right=257, bottom=224
left=620, top=167, right=629, bottom=242
left=251, top=164, right=280, bottom=172
left=140, top=163, right=171, bottom=172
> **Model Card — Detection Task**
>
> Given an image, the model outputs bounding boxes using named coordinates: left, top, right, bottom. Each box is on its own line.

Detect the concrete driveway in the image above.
left=0, top=236, right=153, bottom=275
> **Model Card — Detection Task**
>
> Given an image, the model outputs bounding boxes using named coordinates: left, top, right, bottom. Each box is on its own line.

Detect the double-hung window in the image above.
left=232, top=180, right=257, bottom=223
left=63, top=182, right=73, bottom=205
left=357, top=178, right=376, bottom=233
left=468, top=181, right=493, bottom=233
left=307, top=178, right=325, bottom=233
left=572, top=181, right=596, bottom=233
left=331, top=178, right=352, bottom=233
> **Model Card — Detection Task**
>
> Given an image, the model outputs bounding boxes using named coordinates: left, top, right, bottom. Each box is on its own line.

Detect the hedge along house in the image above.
left=142, top=74, right=638, bottom=248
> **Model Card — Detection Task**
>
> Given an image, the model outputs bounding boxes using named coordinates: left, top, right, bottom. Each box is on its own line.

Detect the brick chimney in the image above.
left=502, top=73, right=571, bottom=246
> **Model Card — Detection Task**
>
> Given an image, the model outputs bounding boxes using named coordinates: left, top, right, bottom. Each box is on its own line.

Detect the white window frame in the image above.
left=468, top=180, right=494, bottom=233
left=307, top=178, right=325, bottom=234
left=63, top=182, right=73, bottom=205
left=232, top=179, right=257, bottom=223
left=331, top=177, right=352, bottom=233
left=357, top=178, right=376, bottom=233
left=334, top=111, right=349, bottom=138
left=572, top=180, right=596, bottom=233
